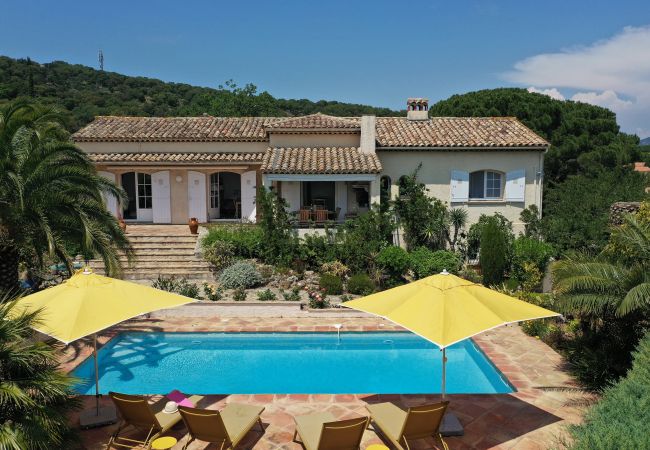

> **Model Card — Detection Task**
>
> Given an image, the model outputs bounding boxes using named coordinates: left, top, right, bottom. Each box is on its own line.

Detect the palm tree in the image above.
left=0, top=297, right=81, bottom=449
left=553, top=215, right=650, bottom=317
left=0, top=100, right=132, bottom=294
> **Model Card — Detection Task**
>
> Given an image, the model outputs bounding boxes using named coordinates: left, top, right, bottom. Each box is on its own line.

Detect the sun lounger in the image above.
left=107, top=391, right=204, bottom=449
left=366, top=401, right=449, bottom=450
left=178, top=403, right=265, bottom=450
left=293, top=412, right=369, bottom=450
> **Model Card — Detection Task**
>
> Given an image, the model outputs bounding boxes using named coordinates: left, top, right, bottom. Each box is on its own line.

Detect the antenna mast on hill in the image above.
left=98, top=50, right=104, bottom=71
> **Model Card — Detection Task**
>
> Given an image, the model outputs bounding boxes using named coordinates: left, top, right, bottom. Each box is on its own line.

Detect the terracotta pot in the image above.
left=118, top=218, right=127, bottom=232
left=189, top=217, right=199, bottom=234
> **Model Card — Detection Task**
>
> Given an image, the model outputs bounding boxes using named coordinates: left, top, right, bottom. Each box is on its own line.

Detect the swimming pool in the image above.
left=72, top=332, right=513, bottom=395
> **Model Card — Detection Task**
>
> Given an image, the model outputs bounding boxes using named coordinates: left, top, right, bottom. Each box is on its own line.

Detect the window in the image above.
left=380, top=176, right=391, bottom=206
left=137, top=173, right=152, bottom=209
left=469, top=170, right=502, bottom=200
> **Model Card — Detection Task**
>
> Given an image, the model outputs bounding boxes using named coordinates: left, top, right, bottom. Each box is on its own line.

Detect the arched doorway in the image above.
left=208, top=172, right=242, bottom=220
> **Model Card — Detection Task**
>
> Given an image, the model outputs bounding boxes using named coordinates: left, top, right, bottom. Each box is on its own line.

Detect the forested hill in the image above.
left=0, top=56, right=399, bottom=131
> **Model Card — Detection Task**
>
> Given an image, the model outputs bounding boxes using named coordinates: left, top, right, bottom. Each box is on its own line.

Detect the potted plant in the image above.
left=188, top=217, right=199, bottom=234
left=117, top=214, right=127, bottom=232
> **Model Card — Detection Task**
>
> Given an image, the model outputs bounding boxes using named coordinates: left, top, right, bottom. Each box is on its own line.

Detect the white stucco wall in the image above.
left=268, top=132, right=360, bottom=148
left=377, top=150, right=545, bottom=234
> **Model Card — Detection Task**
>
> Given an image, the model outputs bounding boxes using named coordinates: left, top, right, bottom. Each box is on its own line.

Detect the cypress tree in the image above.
left=480, top=216, right=508, bottom=286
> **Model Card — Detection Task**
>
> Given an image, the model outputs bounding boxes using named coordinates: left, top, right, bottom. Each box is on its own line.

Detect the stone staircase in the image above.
left=88, top=225, right=213, bottom=284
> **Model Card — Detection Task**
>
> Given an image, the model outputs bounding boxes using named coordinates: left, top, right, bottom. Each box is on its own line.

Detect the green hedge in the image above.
left=569, top=332, right=650, bottom=449
left=409, top=248, right=460, bottom=279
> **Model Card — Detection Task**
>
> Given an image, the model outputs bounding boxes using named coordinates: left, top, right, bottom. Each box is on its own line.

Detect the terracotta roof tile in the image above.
left=265, top=113, right=360, bottom=130
left=261, top=147, right=382, bottom=174
left=88, top=152, right=264, bottom=164
left=72, top=116, right=281, bottom=142
left=375, top=117, right=548, bottom=148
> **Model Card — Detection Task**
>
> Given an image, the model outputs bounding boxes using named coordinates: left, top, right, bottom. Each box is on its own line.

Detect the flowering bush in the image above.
left=202, top=283, right=223, bottom=301
left=320, top=260, right=350, bottom=278
left=307, top=288, right=330, bottom=309
left=203, top=240, right=236, bottom=272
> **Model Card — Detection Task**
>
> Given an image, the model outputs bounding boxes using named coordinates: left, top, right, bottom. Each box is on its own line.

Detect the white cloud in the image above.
left=527, top=87, right=565, bottom=101
left=505, top=26, right=650, bottom=136
left=570, top=90, right=633, bottom=111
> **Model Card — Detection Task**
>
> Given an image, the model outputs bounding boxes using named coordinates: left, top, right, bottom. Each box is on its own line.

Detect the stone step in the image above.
left=90, top=260, right=209, bottom=269
left=101, top=254, right=205, bottom=262
left=92, top=267, right=213, bottom=279
left=126, top=235, right=199, bottom=243
left=130, top=242, right=197, bottom=250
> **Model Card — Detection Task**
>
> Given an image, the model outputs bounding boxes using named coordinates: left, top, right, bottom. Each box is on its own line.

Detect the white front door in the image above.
left=136, top=172, right=153, bottom=222
left=98, top=171, right=118, bottom=217
left=151, top=171, right=171, bottom=223
left=241, top=170, right=257, bottom=222
left=188, top=171, right=207, bottom=223
left=208, top=173, right=220, bottom=219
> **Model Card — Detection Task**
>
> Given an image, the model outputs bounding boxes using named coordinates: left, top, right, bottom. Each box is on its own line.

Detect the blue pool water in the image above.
left=72, top=332, right=513, bottom=395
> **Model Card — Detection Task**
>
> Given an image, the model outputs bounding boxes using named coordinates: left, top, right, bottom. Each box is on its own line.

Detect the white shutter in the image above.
left=151, top=171, right=171, bottom=223
left=241, top=171, right=257, bottom=222
left=188, top=171, right=207, bottom=222
left=450, top=170, right=469, bottom=202
left=505, top=169, right=526, bottom=202
left=98, top=171, right=118, bottom=217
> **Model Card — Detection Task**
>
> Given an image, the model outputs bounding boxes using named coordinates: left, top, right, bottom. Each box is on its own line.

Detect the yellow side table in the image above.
left=151, top=436, right=178, bottom=450
left=366, top=445, right=390, bottom=450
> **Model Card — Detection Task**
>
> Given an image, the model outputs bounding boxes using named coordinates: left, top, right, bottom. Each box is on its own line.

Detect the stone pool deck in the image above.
left=64, top=317, right=590, bottom=449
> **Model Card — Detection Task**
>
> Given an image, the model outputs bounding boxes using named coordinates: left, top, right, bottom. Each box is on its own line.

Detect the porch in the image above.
left=260, top=146, right=383, bottom=225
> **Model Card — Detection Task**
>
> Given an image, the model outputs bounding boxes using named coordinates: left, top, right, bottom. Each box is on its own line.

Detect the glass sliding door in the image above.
left=120, top=172, right=153, bottom=221
left=208, top=172, right=241, bottom=220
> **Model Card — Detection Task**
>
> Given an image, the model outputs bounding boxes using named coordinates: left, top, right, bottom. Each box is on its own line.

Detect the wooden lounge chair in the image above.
left=314, top=208, right=328, bottom=224
left=107, top=391, right=204, bottom=449
left=366, top=401, right=449, bottom=450
left=293, top=412, right=369, bottom=450
left=299, top=208, right=313, bottom=226
left=178, top=403, right=265, bottom=450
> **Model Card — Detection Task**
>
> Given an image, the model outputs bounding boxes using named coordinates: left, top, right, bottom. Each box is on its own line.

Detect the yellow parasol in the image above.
left=12, top=269, right=197, bottom=427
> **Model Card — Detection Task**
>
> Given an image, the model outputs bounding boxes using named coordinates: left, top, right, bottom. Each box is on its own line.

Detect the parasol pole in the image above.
left=93, top=333, right=100, bottom=415
left=441, top=347, right=447, bottom=400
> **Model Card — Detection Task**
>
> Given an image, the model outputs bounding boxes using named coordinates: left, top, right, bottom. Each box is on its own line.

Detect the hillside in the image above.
left=0, top=56, right=399, bottom=131
left=641, top=137, right=650, bottom=145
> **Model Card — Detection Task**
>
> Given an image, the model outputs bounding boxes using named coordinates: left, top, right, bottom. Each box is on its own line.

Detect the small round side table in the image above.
left=366, top=445, right=390, bottom=450
left=151, top=436, right=178, bottom=450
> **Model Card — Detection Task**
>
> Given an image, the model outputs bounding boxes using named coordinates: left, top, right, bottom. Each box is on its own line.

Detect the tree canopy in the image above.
left=0, top=56, right=399, bottom=132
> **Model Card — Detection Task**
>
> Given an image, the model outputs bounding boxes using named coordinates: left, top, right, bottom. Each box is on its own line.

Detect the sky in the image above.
left=1, top=1, right=649, bottom=137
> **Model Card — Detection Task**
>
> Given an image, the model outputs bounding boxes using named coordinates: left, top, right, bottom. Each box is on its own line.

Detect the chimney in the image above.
left=360, top=115, right=376, bottom=154
left=407, top=98, right=429, bottom=121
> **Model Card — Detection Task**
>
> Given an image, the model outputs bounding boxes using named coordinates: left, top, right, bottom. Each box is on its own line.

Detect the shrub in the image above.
left=257, top=187, right=299, bottom=266
left=232, top=287, right=247, bottom=301
left=467, top=213, right=514, bottom=260
left=511, top=236, right=554, bottom=287
left=335, top=205, right=395, bottom=273
left=202, top=224, right=263, bottom=259
left=320, top=260, right=350, bottom=278
left=307, top=289, right=330, bottom=309
left=203, top=240, right=236, bottom=272
left=280, top=286, right=302, bottom=301
left=218, top=261, right=263, bottom=289
left=202, top=283, right=223, bottom=301
left=458, top=266, right=482, bottom=283
left=257, top=288, right=277, bottom=301
left=376, top=246, right=410, bottom=287
left=480, top=216, right=509, bottom=286
left=152, top=275, right=201, bottom=299
left=409, top=248, right=461, bottom=279
left=568, top=332, right=650, bottom=449
left=346, top=273, right=375, bottom=295
left=319, top=273, right=343, bottom=295
left=299, top=233, right=336, bottom=270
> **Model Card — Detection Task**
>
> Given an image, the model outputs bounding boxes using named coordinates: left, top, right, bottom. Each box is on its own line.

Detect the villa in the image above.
left=73, top=98, right=549, bottom=233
